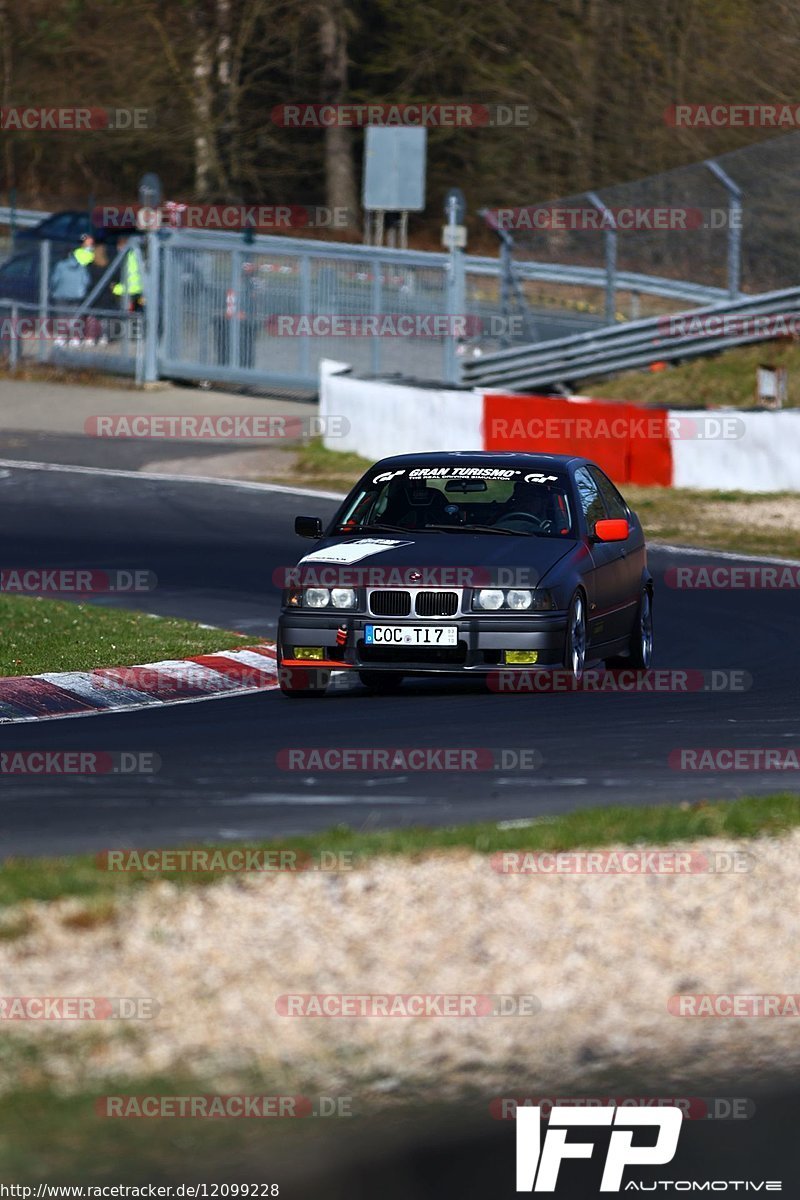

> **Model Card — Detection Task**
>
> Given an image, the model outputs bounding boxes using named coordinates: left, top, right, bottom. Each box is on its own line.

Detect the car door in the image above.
left=589, top=465, right=643, bottom=635
left=0, top=254, right=39, bottom=305
left=573, top=465, right=628, bottom=648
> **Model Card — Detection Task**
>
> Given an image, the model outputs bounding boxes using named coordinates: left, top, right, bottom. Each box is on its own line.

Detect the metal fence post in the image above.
left=370, top=257, right=382, bottom=374
left=38, top=238, right=50, bottom=362
left=9, top=301, right=18, bottom=369
left=587, top=192, right=617, bottom=324
left=229, top=247, right=241, bottom=369
left=705, top=159, right=742, bottom=299
left=144, top=229, right=160, bottom=383
left=299, top=250, right=312, bottom=379
left=444, top=240, right=466, bottom=385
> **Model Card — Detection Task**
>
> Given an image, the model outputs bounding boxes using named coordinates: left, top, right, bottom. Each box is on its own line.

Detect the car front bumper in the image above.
left=277, top=611, right=568, bottom=675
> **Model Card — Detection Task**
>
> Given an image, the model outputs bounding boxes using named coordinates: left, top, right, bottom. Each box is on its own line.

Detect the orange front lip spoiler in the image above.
left=279, top=658, right=354, bottom=669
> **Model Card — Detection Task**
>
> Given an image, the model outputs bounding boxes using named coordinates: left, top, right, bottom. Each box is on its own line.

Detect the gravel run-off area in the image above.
left=1, top=830, right=798, bottom=1104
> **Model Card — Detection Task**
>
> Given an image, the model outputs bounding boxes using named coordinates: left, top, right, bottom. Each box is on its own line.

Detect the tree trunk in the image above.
left=318, top=1, right=358, bottom=226
left=0, top=0, right=15, bottom=191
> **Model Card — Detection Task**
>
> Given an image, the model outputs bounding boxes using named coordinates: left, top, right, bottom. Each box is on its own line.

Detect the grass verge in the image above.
left=0, top=594, right=248, bottom=677
left=589, top=338, right=800, bottom=409
left=624, top=486, right=800, bottom=559
left=1, top=792, right=798, bottom=910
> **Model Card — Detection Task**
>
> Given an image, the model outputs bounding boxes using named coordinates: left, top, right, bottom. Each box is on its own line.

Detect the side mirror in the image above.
left=593, top=518, right=629, bottom=543
left=295, top=515, right=323, bottom=539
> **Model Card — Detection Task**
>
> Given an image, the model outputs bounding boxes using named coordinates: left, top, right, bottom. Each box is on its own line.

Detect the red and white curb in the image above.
left=0, top=644, right=279, bottom=724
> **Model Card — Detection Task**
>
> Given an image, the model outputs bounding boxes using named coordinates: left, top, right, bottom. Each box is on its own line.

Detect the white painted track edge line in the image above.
left=0, top=458, right=345, bottom=500
left=652, top=541, right=800, bottom=567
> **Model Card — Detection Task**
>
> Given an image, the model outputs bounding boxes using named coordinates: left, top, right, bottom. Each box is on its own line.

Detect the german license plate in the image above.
left=365, top=625, right=458, bottom=646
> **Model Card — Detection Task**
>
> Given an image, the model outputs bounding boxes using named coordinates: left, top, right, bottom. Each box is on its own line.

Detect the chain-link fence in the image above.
left=483, top=131, right=800, bottom=325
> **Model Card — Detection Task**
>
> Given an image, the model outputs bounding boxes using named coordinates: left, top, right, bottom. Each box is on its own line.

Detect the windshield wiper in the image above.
left=423, top=523, right=532, bottom=536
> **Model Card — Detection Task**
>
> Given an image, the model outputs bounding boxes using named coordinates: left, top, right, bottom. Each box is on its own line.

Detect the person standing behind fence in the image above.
left=50, top=233, right=94, bottom=346
left=112, top=236, right=144, bottom=312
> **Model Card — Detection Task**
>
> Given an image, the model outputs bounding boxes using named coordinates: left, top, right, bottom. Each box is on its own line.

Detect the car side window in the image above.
left=589, top=466, right=628, bottom=520
left=573, top=467, right=606, bottom=531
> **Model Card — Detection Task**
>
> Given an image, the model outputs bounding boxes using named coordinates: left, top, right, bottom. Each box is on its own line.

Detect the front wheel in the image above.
left=563, top=591, right=587, bottom=682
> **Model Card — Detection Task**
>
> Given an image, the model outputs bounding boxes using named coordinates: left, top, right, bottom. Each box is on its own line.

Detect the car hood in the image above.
left=297, top=533, right=577, bottom=587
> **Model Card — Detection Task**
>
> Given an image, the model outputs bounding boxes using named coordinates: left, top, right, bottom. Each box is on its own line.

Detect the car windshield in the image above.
left=334, top=464, right=575, bottom=538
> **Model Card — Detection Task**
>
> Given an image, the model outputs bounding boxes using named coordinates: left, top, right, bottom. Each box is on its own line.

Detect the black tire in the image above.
left=358, top=671, right=404, bottom=693
left=628, top=587, right=654, bottom=670
left=563, top=591, right=587, bottom=682
left=606, top=588, right=653, bottom=671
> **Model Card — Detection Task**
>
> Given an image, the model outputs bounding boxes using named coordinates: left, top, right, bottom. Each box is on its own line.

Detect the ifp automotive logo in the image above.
left=514, top=1105, right=782, bottom=1191
left=516, top=1104, right=683, bottom=1192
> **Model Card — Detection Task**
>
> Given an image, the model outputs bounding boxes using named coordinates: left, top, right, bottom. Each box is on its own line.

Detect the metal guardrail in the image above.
left=0, top=203, right=724, bottom=304
left=0, top=205, right=51, bottom=229
left=462, top=285, right=800, bottom=391
left=466, top=256, right=727, bottom=306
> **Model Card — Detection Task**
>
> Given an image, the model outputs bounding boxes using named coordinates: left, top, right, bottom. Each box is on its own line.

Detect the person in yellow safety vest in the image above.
left=73, top=233, right=95, bottom=267
left=112, top=236, right=144, bottom=312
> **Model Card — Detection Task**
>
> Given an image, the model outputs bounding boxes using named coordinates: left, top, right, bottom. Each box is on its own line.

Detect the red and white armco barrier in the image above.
left=320, top=361, right=800, bottom=491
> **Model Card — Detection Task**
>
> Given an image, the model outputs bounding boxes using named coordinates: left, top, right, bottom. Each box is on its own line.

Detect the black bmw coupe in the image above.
left=277, top=451, right=653, bottom=696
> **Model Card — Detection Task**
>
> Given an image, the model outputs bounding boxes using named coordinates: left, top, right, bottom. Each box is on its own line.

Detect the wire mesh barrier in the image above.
left=4, top=133, right=800, bottom=393
left=0, top=238, right=143, bottom=378
left=482, top=131, right=800, bottom=327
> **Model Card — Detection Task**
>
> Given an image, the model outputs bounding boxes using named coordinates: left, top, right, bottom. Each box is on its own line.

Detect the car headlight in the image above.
left=472, top=588, right=556, bottom=612
left=506, top=589, right=533, bottom=610
left=331, top=587, right=357, bottom=609
left=475, top=588, right=505, bottom=611
left=305, top=588, right=330, bottom=608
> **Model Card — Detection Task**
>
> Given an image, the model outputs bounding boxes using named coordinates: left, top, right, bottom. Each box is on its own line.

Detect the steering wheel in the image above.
left=493, top=512, right=552, bottom=532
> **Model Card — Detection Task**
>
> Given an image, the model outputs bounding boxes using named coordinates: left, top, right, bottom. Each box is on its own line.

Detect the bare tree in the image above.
left=317, top=0, right=358, bottom=225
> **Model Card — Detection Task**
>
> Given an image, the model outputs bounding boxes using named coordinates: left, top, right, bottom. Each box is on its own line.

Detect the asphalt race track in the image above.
left=0, top=460, right=797, bottom=857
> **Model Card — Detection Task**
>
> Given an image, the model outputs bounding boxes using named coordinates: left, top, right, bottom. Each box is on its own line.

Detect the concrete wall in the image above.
left=320, top=362, right=800, bottom=492
left=670, top=409, right=800, bottom=492
left=320, top=360, right=483, bottom=460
